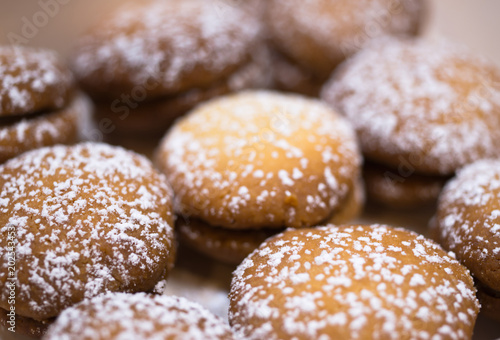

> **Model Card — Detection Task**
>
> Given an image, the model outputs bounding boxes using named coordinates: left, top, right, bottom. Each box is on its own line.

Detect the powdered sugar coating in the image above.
left=0, top=46, right=73, bottom=116
left=267, top=0, right=424, bottom=75
left=435, top=159, right=500, bottom=291
left=157, top=91, right=361, bottom=230
left=43, top=293, right=234, bottom=340
left=229, top=224, right=479, bottom=340
left=322, top=38, right=500, bottom=175
left=72, top=0, right=262, bottom=99
left=0, top=143, right=175, bottom=321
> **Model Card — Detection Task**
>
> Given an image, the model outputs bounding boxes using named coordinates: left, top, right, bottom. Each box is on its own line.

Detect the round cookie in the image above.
left=177, top=178, right=364, bottom=264
left=0, top=95, right=90, bottom=164
left=0, top=143, right=176, bottom=322
left=229, top=224, right=479, bottom=340
left=364, top=162, right=447, bottom=209
left=43, top=293, right=235, bottom=340
left=71, top=0, right=263, bottom=100
left=322, top=37, right=500, bottom=176
left=0, top=46, right=73, bottom=116
left=266, top=0, right=425, bottom=77
left=434, top=159, right=500, bottom=321
left=156, top=90, right=362, bottom=230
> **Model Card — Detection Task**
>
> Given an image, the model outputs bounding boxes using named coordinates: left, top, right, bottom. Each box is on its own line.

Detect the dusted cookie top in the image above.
left=266, top=0, right=424, bottom=76
left=43, top=293, right=235, bottom=340
left=72, top=0, right=262, bottom=99
left=229, top=224, right=479, bottom=340
left=0, top=143, right=175, bottom=321
left=322, top=38, right=500, bottom=175
left=0, top=46, right=74, bottom=116
left=435, top=159, right=500, bottom=292
left=157, top=91, right=361, bottom=230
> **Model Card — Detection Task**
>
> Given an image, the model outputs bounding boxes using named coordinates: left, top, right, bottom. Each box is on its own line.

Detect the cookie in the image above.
left=43, top=293, right=234, bottom=340
left=71, top=0, right=270, bottom=136
left=157, top=91, right=362, bottom=230
left=364, top=161, right=447, bottom=208
left=266, top=0, right=425, bottom=78
left=229, top=224, right=479, bottom=339
left=0, top=46, right=88, bottom=164
left=322, top=37, right=500, bottom=176
left=0, top=143, right=175, bottom=323
left=434, top=159, right=500, bottom=320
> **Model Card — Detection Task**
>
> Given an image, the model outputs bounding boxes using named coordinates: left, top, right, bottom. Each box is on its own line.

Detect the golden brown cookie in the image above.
left=43, top=293, right=235, bottom=340
left=0, top=46, right=73, bottom=117
left=71, top=0, right=263, bottom=100
left=266, top=0, right=425, bottom=77
left=434, top=159, right=500, bottom=320
left=364, top=162, right=448, bottom=209
left=0, top=94, right=90, bottom=164
left=322, top=37, right=500, bottom=176
left=156, top=91, right=362, bottom=230
left=0, top=143, right=176, bottom=322
left=229, top=224, right=479, bottom=340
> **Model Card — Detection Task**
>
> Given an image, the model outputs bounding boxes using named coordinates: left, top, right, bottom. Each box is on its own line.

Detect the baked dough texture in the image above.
left=156, top=91, right=362, bottom=230
left=322, top=38, right=500, bottom=176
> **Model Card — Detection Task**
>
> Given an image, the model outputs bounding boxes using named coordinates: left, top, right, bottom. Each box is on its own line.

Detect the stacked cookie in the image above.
left=0, top=46, right=89, bottom=164
left=322, top=37, right=500, bottom=208
left=266, top=0, right=426, bottom=95
left=156, top=91, right=363, bottom=264
left=71, top=0, right=270, bottom=138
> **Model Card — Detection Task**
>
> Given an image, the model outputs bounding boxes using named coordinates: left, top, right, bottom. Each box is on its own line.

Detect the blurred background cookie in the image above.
left=0, top=46, right=89, bottom=164
left=156, top=91, right=363, bottom=263
left=322, top=37, right=500, bottom=208
left=434, top=159, right=500, bottom=321
left=229, top=224, right=479, bottom=339
left=43, top=293, right=235, bottom=340
left=0, top=143, right=176, bottom=337
left=71, top=0, right=271, bottom=139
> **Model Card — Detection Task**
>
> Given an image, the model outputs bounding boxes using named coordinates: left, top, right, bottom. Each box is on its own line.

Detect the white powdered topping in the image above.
left=268, top=0, right=423, bottom=67
left=229, top=224, right=479, bottom=340
left=322, top=38, right=500, bottom=175
left=0, top=46, right=73, bottom=116
left=0, top=143, right=174, bottom=320
left=157, top=91, right=361, bottom=229
left=72, top=0, right=261, bottom=96
left=43, top=293, right=234, bottom=340
left=436, top=159, right=500, bottom=288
